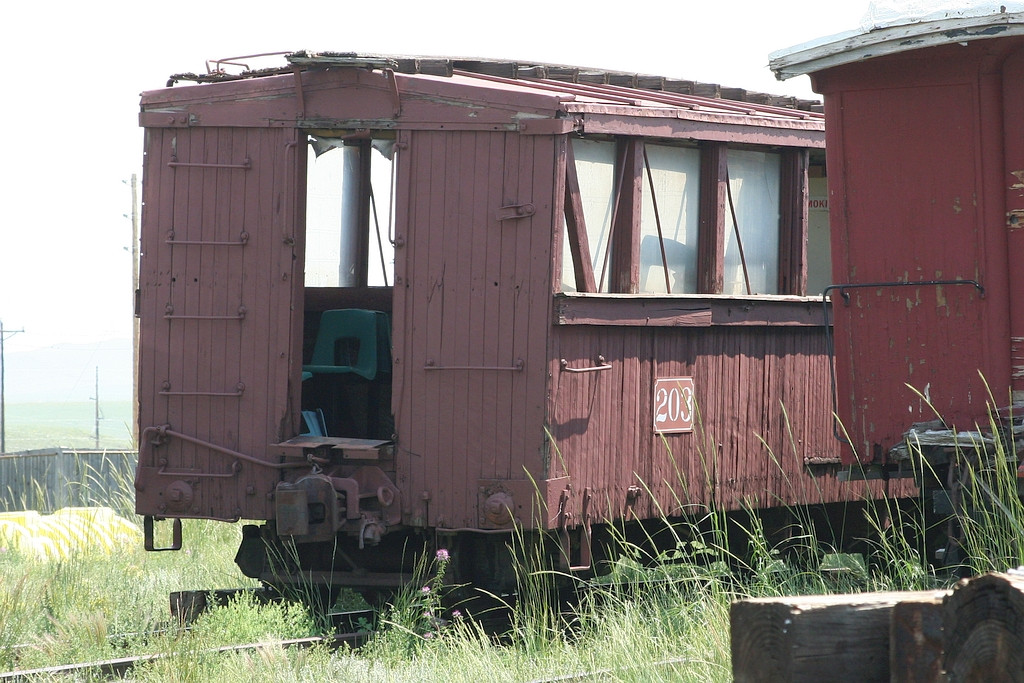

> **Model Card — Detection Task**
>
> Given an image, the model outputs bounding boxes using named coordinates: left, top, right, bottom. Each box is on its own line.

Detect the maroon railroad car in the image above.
left=771, top=10, right=1024, bottom=467
left=134, top=53, right=884, bottom=595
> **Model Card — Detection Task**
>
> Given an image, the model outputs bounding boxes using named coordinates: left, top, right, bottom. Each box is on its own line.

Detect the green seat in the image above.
left=302, top=309, right=391, bottom=380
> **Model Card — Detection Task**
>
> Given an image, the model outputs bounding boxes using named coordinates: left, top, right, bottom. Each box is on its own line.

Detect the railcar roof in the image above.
left=770, top=3, right=1024, bottom=79
left=156, top=51, right=824, bottom=127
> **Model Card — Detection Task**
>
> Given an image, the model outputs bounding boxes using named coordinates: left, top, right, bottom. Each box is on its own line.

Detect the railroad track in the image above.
left=0, top=605, right=374, bottom=682
left=0, top=631, right=367, bottom=682
left=0, top=577, right=692, bottom=680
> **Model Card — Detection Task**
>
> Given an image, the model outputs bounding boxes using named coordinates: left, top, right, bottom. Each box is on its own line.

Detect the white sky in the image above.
left=0, top=0, right=872, bottom=357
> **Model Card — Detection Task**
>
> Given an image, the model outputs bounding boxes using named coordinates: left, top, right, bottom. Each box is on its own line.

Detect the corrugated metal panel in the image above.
left=548, top=323, right=889, bottom=522
left=0, top=450, right=137, bottom=513
left=393, top=129, right=554, bottom=529
left=136, top=126, right=303, bottom=521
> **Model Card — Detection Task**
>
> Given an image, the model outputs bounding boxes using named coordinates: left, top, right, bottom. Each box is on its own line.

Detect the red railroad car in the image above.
left=134, top=53, right=886, bottom=595
left=771, top=9, right=1024, bottom=464
left=772, top=7, right=1024, bottom=561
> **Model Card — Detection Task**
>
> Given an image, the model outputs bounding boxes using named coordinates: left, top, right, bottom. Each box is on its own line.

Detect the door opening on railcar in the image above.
left=300, top=134, right=396, bottom=442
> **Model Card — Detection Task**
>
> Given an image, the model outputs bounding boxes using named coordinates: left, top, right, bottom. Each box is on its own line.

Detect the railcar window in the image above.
left=558, top=138, right=818, bottom=299
left=723, top=150, right=781, bottom=295
left=561, top=138, right=616, bottom=293
left=304, top=138, right=395, bottom=287
left=806, top=174, right=832, bottom=296
left=639, top=144, right=700, bottom=294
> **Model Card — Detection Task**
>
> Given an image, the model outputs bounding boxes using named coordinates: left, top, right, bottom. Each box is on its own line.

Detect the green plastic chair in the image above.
left=302, top=309, right=390, bottom=380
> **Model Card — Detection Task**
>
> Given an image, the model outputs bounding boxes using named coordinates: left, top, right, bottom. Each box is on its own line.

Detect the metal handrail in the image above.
left=560, top=356, right=612, bottom=373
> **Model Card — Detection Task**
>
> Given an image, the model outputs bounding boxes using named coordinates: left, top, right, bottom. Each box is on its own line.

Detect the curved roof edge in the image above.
left=167, top=51, right=824, bottom=113
left=769, top=9, right=1024, bottom=80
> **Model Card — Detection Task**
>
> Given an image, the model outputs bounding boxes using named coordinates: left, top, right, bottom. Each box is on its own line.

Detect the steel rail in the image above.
left=0, top=631, right=367, bottom=681
left=525, top=656, right=715, bottom=683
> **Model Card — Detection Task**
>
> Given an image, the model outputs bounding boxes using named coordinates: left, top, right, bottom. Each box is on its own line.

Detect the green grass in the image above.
left=3, top=401, right=135, bottom=452
left=3, top=394, right=1024, bottom=681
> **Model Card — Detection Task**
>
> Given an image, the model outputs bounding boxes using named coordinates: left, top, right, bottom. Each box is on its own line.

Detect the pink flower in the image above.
left=421, top=585, right=431, bottom=593
left=452, top=609, right=462, bottom=619
left=436, top=548, right=450, bottom=562
left=423, top=631, right=434, bottom=639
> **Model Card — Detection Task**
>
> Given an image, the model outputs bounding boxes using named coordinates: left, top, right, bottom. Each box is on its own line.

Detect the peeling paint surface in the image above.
left=1011, top=169, right=1024, bottom=190
left=814, top=37, right=1022, bottom=462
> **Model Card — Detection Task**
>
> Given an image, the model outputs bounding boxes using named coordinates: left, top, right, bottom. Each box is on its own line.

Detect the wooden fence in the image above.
left=731, top=571, right=1024, bottom=682
left=0, top=448, right=137, bottom=513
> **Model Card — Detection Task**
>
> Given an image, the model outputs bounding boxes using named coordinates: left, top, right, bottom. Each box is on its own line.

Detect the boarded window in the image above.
left=724, top=150, right=781, bottom=295
left=561, top=138, right=617, bottom=293
left=639, top=144, right=701, bottom=294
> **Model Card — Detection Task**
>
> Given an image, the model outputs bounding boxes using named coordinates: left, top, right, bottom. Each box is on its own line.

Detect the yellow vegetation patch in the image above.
left=0, top=507, right=139, bottom=560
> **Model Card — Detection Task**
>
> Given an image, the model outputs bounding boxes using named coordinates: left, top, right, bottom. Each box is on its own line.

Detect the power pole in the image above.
left=0, top=320, right=25, bottom=454
left=93, top=366, right=100, bottom=449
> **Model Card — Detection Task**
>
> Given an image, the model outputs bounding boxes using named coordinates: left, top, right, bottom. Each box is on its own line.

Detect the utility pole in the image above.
left=92, top=366, right=100, bottom=449
left=0, top=320, right=25, bottom=454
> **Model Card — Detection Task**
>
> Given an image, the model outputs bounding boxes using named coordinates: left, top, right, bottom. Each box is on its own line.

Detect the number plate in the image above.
left=653, top=377, right=695, bottom=433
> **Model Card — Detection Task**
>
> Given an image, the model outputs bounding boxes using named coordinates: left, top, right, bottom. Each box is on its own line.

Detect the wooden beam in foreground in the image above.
left=943, top=572, right=1024, bottom=682
left=889, top=591, right=946, bottom=683
left=731, top=589, right=949, bottom=683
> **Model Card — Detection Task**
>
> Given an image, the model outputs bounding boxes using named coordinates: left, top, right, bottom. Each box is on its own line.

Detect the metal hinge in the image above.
left=496, top=203, right=535, bottom=221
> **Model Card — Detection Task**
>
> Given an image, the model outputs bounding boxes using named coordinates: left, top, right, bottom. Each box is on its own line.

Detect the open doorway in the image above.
left=300, top=134, right=396, bottom=440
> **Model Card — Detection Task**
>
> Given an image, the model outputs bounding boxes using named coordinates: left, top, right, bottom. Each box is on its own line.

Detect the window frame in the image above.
left=558, top=136, right=812, bottom=298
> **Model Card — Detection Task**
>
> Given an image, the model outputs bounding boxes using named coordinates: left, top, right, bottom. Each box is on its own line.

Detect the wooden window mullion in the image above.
left=778, top=148, right=809, bottom=295
left=610, top=139, right=643, bottom=293
left=563, top=140, right=597, bottom=293
left=698, top=142, right=727, bottom=294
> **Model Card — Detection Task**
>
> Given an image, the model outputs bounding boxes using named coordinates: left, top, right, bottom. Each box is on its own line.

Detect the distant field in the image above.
left=2, top=401, right=134, bottom=452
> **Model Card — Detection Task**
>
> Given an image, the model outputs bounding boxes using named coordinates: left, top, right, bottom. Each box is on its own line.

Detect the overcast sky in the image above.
left=0, top=0, right=872, bottom=364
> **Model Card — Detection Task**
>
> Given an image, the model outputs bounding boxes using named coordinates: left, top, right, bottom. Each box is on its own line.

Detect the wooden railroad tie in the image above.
left=730, top=571, right=1024, bottom=682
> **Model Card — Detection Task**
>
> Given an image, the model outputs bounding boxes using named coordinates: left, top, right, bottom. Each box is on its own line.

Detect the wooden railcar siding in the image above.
left=548, top=323, right=882, bottom=522
left=136, top=126, right=302, bottom=521
left=393, top=129, right=555, bottom=529
left=811, top=39, right=1024, bottom=461
left=136, top=58, right=838, bottom=543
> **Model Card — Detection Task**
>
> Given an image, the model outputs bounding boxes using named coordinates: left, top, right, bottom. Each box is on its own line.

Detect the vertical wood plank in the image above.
left=698, top=143, right=726, bottom=294
left=479, top=131, right=504, bottom=484
left=421, top=130, right=447, bottom=523
left=778, top=148, right=809, bottom=295
left=563, top=140, right=597, bottom=293
left=611, top=139, right=643, bottom=294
